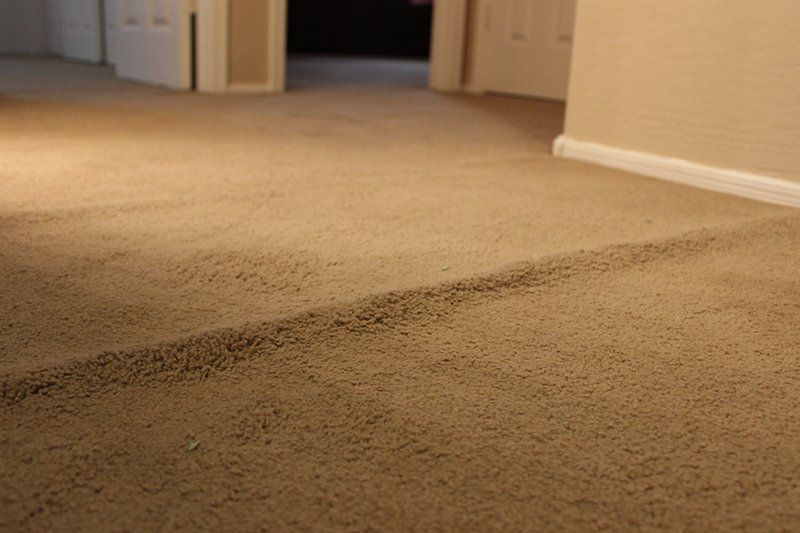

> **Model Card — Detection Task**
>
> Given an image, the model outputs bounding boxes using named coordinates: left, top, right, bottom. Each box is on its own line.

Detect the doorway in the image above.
left=285, top=0, right=433, bottom=90
left=58, top=0, right=577, bottom=101
left=209, top=0, right=455, bottom=94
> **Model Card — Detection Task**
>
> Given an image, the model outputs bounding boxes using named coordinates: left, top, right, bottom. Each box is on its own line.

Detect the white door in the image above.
left=473, top=0, right=577, bottom=100
left=115, top=0, right=192, bottom=89
left=61, top=0, right=103, bottom=63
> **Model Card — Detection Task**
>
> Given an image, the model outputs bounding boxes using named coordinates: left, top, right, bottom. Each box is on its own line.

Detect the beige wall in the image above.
left=228, top=0, right=270, bottom=84
left=564, top=0, right=800, bottom=182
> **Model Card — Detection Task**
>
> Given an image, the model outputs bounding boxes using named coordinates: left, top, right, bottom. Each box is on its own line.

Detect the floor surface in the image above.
left=1, top=57, right=799, bottom=530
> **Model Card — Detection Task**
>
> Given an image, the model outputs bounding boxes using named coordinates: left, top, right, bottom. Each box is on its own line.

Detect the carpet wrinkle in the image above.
left=4, top=213, right=790, bottom=406
left=3, top=57, right=800, bottom=530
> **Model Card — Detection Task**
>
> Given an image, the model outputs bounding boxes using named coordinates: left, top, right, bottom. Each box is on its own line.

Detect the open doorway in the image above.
left=285, top=0, right=433, bottom=89
left=269, top=0, right=577, bottom=101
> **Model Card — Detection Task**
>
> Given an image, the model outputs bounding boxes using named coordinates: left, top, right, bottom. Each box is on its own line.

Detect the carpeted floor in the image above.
left=1, top=57, right=799, bottom=530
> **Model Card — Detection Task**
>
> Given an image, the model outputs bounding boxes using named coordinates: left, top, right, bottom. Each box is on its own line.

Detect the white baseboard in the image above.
left=553, top=135, right=800, bottom=208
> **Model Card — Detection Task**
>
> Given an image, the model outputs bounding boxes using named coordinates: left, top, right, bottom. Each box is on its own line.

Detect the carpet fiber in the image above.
left=1, top=58, right=799, bottom=530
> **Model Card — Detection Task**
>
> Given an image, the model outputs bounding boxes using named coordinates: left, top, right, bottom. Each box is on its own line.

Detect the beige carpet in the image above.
left=1, top=58, right=799, bottom=530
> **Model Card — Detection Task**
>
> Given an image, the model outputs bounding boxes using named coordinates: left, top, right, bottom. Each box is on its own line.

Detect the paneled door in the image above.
left=473, top=0, right=577, bottom=100
left=114, top=0, right=192, bottom=89
left=61, top=0, right=103, bottom=63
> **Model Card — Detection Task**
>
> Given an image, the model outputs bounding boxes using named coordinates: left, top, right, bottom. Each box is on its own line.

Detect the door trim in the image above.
left=264, top=0, right=286, bottom=93
left=196, top=0, right=228, bottom=92
left=196, top=0, right=286, bottom=93
left=429, top=0, right=470, bottom=91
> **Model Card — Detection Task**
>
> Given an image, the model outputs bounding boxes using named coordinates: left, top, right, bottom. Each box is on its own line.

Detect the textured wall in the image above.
left=0, top=0, right=47, bottom=54
left=564, top=0, right=800, bottom=182
left=228, top=0, right=270, bottom=84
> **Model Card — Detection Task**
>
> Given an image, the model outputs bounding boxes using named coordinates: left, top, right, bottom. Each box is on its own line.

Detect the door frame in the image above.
left=428, top=0, right=470, bottom=91
left=197, top=0, right=470, bottom=93
left=196, top=0, right=285, bottom=93
left=196, top=0, right=232, bottom=92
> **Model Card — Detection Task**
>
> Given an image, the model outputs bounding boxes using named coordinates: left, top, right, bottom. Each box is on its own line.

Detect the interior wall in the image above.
left=564, top=0, right=800, bottom=183
left=0, top=0, right=48, bottom=54
left=228, top=0, right=270, bottom=84
left=103, top=0, right=117, bottom=65
left=0, top=0, right=103, bottom=61
left=45, top=0, right=65, bottom=55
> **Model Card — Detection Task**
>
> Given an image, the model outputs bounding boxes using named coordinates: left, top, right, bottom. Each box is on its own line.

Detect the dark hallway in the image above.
left=286, top=0, right=433, bottom=88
